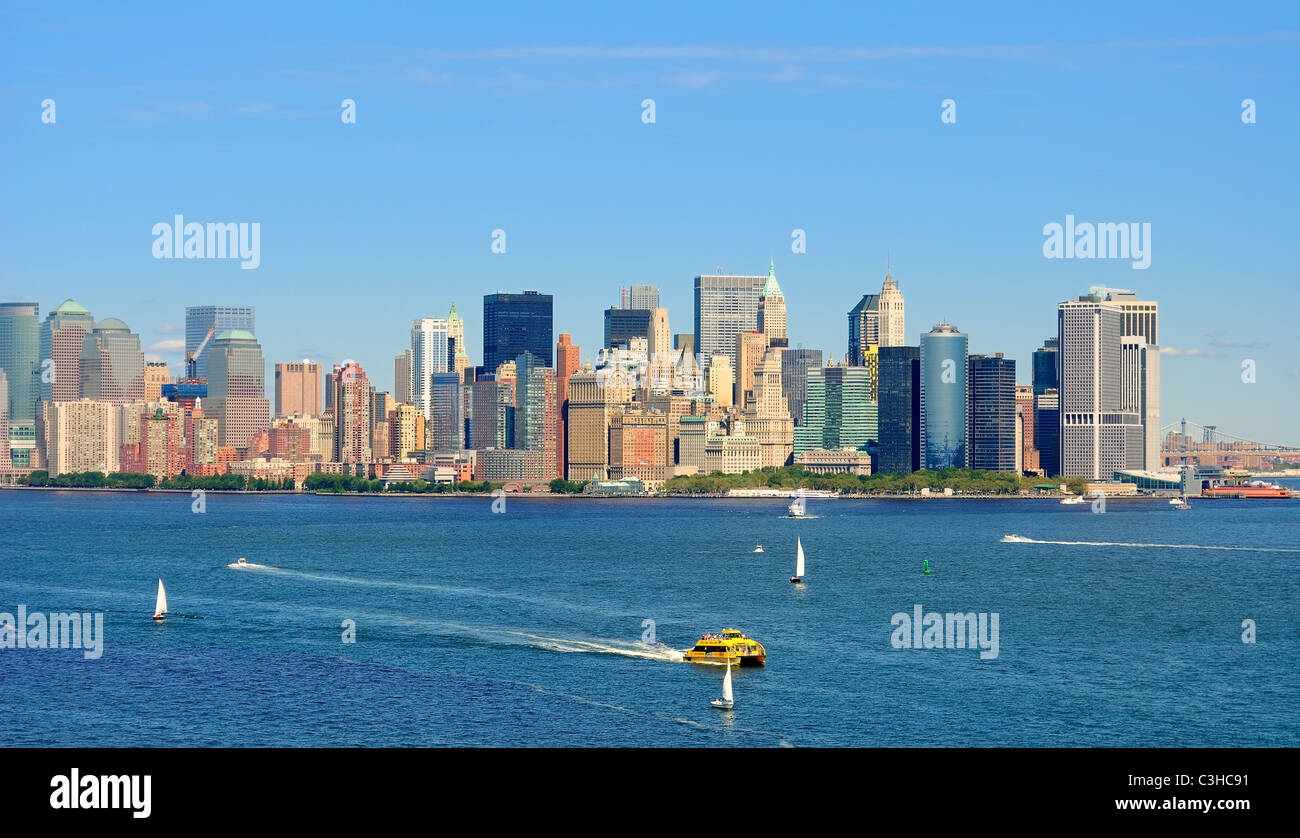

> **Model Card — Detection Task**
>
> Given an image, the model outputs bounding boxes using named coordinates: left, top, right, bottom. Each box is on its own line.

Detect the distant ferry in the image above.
left=1202, top=479, right=1292, bottom=499
left=684, top=629, right=766, bottom=667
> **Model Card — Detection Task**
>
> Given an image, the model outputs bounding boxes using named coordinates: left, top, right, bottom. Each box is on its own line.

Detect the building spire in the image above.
left=761, top=257, right=783, bottom=299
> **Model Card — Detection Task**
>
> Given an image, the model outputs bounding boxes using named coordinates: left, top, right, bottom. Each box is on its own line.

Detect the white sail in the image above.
left=721, top=662, right=733, bottom=703
left=795, top=537, right=805, bottom=578
left=154, top=579, right=168, bottom=617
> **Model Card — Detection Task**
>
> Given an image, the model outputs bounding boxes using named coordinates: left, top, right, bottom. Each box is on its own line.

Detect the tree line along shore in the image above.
left=7, top=467, right=1091, bottom=496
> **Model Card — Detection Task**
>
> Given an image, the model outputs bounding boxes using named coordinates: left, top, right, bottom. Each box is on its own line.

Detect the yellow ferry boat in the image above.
left=683, top=629, right=766, bottom=667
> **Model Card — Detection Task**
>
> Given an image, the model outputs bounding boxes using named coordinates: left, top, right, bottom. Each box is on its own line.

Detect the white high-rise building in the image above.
left=878, top=270, right=905, bottom=347
left=410, top=317, right=450, bottom=420
left=1057, top=294, right=1144, bottom=479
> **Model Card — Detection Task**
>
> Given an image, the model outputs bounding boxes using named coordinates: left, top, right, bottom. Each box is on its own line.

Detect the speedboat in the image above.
left=1170, top=497, right=1190, bottom=510
left=237, top=557, right=248, bottom=566
left=1060, top=495, right=1085, bottom=505
left=753, top=543, right=764, bottom=553
left=787, top=499, right=806, bottom=518
left=684, top=629, right=766, bottom=667
left=1001, top=534, right=1032, bottom=543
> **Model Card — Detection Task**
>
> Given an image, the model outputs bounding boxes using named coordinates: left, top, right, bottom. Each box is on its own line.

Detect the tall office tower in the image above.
left=878, top=270, right=906, bottom=347
left=757, top=259, right=788, bottom=349
left=693, top=271, right=767, bottom=379
left=0, top=370, right=9, bottom=470
left=0, top=302, right=40, bottom=422
left=862, top=344, right=880, bottom=401
left=78, top=319, right=145, bottom=403
left=39, top=299, right=94, bottom=403
left=1057, top=294, right=1143, bottom=479
left=205, top=330, right=270, bottom=451
left=1121, top=337, right=1161, bottom=470
left=609, top=409, right=669, bottom=489
left=448, top=301, right=472, bottom=379
left=332, top=361, right=373, bottom=463
left=143, top=362, right=171, bottom=402
left=877, top=346, right=921, bottom=473
left=555, top=334, right=580, bottom=478
left=793, top=365, right=876, bottom=457
left=620, top=285, right=660, bottom=310
left=1103, top=287, right=1160, bottom=469
left=604, top=306, right=652, bottom=350
left=431, top=372, right=465, bottom=452
left=1034, top=389, right=1061, bottom=477
left=966, top=353, right=1017, bottom=472
left=707, top=354, right=733, bottom=408
left=470, top=377, right=512, bottom=450
left=391, top=402, right=426, bottom=459
left=45, top=399, right=118, bottom=475
left=483, top=291, right=553, bottom=372
left=274, top=361, right=322, bottom=417
left=394, top=350, right=412, bottom=405
left=1032, top=337, right=1059, bottom=395
left=410, top=317, right=450, bottom=420
left=565, top=370, right=632, bottom=480
left=847, top=292, right=880, bottom=366
left=742, top=351, right=794, bottom=467
left=1015, top=385, right=1039, bottom=473
left=185, top=306, right=254, bottom=379
left=734, top=331, right=770, bottom=409
left=513, top=352, right=558, bottom=479
left=919, top=323, right=969, bottom=470
left=781, top=349, right=823, bottom=426
left=647, top=308, right=672, bottom=359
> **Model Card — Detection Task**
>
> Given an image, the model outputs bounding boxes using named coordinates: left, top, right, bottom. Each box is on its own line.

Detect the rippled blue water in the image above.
left=1, top=487, right=1296, bottom=747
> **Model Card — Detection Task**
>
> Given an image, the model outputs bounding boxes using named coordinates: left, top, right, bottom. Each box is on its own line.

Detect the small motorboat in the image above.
left=1060, top=495, right=1085, bottom=505
left=710, top=661, right=735, bottom=709
left=237, top=557, right=248, bottom=565
left=753, top=543, right=764, bottom=553
left=1170, top=497, right=1190, bottom=510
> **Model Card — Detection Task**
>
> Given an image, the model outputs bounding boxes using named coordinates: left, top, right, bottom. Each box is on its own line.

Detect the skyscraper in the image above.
left=39, top=299, right=94, bottom=403
left=144, top=362, right=171, bottom=402
left=621, top=285, right=660, bottom=310
left=205, top=330, right=270, bottom=451
left=1057, top=294, right=1143, bottom=479
left=1035, top=389, right=1060, bottom=477
left=734, top=331, right=770, bottom=409
left=483, top=291, right=553, bottom=372
left=1015, top=384, right=1039, bottom=473
left=0, top=302, right=40, bottom=425
left=694, top=272, right=767, bottom=379
left=847, top=293, right=880, bottom=366
left=274, top=361, right=322, bottom=417
left=793, top=365, right=876, bottom=457
left=394, top=350, right=412, bottom=405
left=781, top=348, right=823, bottom=426
left=564, top=370, right=631, bottom=481
left=332, top=361, right=373, bottom=463
left=410, top=317, right=450, bottom=420
left=604, top=307, right=653, bottom=349
left=919, top=323, right=968, bottom=469
left=966, top=353, right=1017, bottom=472
left=878, top=271, right=906, bottom=347
left=79, top=318, right=145, bottom=403
left=448, top=301, right=471, bottom=379
left=1032, top=337, right=1059, bottom=395
left=0, top=370, right=9, bottom=471
left=513, top=351, right=558, bottom=480
left=1121, top=336, right=1161, bottom=470
left=555, top=334, right=580, bottom=479
left=431, top=372, right=465, bottom=452
left=877, top=345, right=921, bottom=473
left=757, top=259, right=787, bottom=349
left=185, top=305, right=254, bottom=380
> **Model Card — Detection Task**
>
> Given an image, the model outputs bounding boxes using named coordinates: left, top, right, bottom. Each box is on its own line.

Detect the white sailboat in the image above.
left=790, top=537, right=805, bottom=584
left=152, top=579, right=168, bottom=621
left=710, top=660, right=734, bottom=709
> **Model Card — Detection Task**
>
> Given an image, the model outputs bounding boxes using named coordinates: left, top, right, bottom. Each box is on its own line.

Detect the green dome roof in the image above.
left=95, top=317, right=130, bottom=332
left=52, top=299, right=91, bottom=316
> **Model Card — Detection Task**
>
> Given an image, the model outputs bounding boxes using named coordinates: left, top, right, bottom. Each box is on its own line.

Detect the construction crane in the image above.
left=185, top=325, right=217, bottom=380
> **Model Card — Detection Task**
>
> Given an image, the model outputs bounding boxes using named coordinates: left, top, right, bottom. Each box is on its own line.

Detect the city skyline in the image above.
left=3, top=3, right=1296, bottom=443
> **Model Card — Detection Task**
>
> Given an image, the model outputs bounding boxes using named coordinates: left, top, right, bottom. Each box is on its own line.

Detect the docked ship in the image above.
left=684, top=629, right=766, bottom=667
left=1202, top=477, right=1292, bottom=499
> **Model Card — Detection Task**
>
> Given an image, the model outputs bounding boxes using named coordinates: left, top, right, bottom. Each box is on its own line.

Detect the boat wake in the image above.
left=505, top=633, right=685, bottom=662
left=1000, top=534, right=1300, bottom=552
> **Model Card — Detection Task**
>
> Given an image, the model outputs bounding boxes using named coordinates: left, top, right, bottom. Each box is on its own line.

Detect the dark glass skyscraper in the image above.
left=186, top=305, right=255, bottom=380
left=483, top=291, right=553, bottom=372
left=919, top=323, right=968, bottom=470
left=781, top=348, right=823, bottom=426
left=1032, top=337, right=1059, bottom=395
left=967, top=353, right=1017, bottom=472
left=878, top=345, right=921, bottom=473
left=603, top=308, right=653, bottom=349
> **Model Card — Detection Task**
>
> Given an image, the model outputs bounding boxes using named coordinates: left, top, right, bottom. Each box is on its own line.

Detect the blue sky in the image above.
left=2, top=1, right=1297, bottom=442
